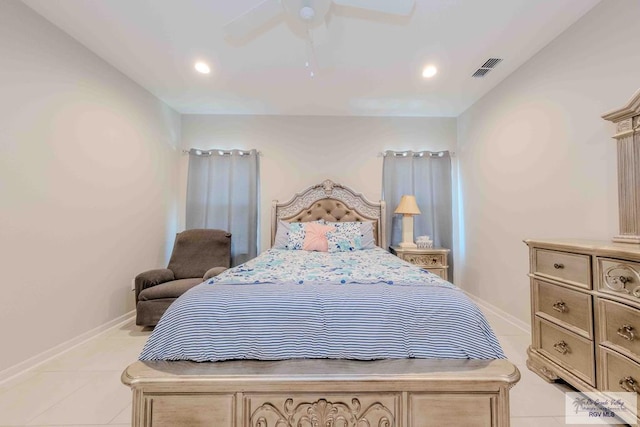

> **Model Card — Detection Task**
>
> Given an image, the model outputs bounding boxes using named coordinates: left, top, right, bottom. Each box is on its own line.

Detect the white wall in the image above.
left=181, top=115, right=457, bottom=251
left=0, top=1, right=181, bottom=374
left=456, top=0, right=640, bottom=325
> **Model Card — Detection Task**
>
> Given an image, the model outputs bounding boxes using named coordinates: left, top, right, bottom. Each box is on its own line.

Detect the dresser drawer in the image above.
left=425, top=268, right=447, bottom=280
left=598, top=346, right=640, bottom=400
left=400, top=253, right=446, bottom=268
left=597, top=298, right=640, bottom=363
left=598, top=347, right=640, bottom=424
left=534, top=249, right=591, bottom=289
left=534, top=317, right=595, bottom=386
left=533, top=279, right=592, bottom=338
left=597, top=257, right=640, bottom=305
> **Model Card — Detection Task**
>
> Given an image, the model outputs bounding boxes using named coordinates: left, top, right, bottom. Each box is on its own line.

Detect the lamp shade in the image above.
left=394, top=195, right=421, bottom=215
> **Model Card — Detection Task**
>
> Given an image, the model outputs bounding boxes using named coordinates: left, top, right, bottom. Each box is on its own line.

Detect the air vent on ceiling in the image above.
left=472, top=68, right=491, bottom=78
left=472, top=58, right=503, bottom=78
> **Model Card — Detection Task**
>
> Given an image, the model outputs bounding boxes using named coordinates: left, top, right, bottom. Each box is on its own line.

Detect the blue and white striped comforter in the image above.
left=140, top=248, right=505, bottom=361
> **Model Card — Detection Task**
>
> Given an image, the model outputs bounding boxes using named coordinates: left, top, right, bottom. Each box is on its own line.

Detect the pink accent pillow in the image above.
left=302, top=223, right=336, bottom=252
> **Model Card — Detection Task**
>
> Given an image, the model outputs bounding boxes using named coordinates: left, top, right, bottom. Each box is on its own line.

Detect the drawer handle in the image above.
left=552, top=301, right=567, bottom=313
left=553, top=340, right=570, bottom=355
left=617, top=324, right=635, bottom=341
left=619, top=276, right=633, bottom=285
left=619, top=376, right=640, bottom=394
left=553, top=263, right=564, bottom=269
left=604, top=264, right=640, bottom=296
left=431, top=257, right=438, bottom=264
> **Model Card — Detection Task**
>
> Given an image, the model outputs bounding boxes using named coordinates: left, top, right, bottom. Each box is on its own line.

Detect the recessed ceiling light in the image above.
left=194, top=62, right=211, bottom=74
left=422, top=65, right=438, bottom=79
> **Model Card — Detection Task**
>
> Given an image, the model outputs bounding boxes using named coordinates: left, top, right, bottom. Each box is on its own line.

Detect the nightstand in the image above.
left=389, top=246, right=450, bottom=281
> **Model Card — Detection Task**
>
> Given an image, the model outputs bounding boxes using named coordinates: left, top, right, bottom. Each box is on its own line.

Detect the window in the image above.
left=382, top=150, right=453, bottom=278
left=186, top=149, right=259, bottom=266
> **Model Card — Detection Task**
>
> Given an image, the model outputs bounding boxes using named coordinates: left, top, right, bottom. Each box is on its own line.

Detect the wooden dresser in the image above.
left=525, top=239, right=640, bottom=402
left=389, top=246, right=450, bottom=280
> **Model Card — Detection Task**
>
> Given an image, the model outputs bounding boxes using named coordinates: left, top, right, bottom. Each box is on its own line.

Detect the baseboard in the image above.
left=464, top=292, right=531, bottom=335
left=0, top=310, right=135, bottom=385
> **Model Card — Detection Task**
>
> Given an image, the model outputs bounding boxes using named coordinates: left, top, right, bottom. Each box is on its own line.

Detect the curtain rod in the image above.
left=379, top=150, right=455, bottom=158
left=182, top=148, right=262, bottom=156
left=184, top=149, right=451, bottom=157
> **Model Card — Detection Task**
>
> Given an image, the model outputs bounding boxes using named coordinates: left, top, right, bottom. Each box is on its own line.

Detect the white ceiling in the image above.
left=23, top=0, right=600, bottom=117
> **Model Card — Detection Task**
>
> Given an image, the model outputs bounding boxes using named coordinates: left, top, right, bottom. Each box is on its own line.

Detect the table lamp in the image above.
left=394, top=195, right=421, bottom=248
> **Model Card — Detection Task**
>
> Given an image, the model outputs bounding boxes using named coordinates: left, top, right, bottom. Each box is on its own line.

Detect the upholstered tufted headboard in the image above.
left=271, top=179, right=387, bottom=248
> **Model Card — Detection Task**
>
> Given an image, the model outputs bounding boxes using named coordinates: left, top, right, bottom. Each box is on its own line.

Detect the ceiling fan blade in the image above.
left=223, top=0, right=284, bottom=40
left=332, top=0, right=415, bottom=16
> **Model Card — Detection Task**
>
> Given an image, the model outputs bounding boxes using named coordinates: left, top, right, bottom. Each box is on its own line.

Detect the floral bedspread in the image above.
left=209, top=247, right=453, bottom=287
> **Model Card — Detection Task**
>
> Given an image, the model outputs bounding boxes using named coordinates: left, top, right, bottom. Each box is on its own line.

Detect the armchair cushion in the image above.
left=135, top=268, right=174, bottom=301
left=138, top=278, right=203, bottom=301
left=167, top=229, right=231, bottom=279
left=203, top=266, right=227, bottom=281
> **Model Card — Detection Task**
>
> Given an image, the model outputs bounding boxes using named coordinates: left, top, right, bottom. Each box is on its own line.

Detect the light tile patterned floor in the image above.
left=0, top=309, right=622, bottom=426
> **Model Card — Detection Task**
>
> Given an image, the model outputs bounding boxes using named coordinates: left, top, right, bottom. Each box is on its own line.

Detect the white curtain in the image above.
left=382, top=150, right=453, bottom=279
left=186, top=149, right=259, bottom=266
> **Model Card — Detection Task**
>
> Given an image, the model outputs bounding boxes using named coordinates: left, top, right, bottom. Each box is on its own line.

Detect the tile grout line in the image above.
left=107, top=403, right=131, bottom=425
left=25, top=370, right=132, bottom=426
left=16, top=371, right=103, bottom=427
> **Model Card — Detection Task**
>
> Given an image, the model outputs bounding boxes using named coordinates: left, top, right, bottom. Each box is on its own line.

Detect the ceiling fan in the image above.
left=224, top=0, right=416, bottom=41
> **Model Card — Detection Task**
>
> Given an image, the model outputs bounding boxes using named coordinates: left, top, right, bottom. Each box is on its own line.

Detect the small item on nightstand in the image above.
left=416, top=236, right=433, bottom=249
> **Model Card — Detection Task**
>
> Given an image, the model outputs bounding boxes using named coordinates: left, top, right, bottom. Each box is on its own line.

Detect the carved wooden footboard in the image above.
left=122, top=358, right=520, bottom=427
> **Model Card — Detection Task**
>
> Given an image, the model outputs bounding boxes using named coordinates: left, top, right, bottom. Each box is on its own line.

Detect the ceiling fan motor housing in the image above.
left=223, top=0, right=416, bottom=41
left=283, top=0, right=331, bottom=25
left=299, top=6, right=315, bottom=21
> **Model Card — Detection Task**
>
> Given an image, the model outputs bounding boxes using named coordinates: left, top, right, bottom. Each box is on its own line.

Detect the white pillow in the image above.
left=272, top=220, right=292, bottom=249
left=360, top=221, right=376, bottom=249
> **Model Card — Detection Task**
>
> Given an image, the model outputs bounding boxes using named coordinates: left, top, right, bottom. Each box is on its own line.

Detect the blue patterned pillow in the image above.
left=326, top=221, right=376, bottom=249
left=286, top=222, right=306, bottom=250
left=326, top=222, right=363, bottom=252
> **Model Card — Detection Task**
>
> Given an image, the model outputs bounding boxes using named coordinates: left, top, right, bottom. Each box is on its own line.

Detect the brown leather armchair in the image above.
left=135, top=229, right=231, bottom=326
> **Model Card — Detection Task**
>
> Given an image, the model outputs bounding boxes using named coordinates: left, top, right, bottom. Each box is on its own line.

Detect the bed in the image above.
left=122, top=179, right=520, bottom=427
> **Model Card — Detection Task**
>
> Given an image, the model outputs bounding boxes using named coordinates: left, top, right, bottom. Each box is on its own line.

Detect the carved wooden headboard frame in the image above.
left=602, top=88, right=640, bottom=243
left=271, top=179, right=387, bottom=249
